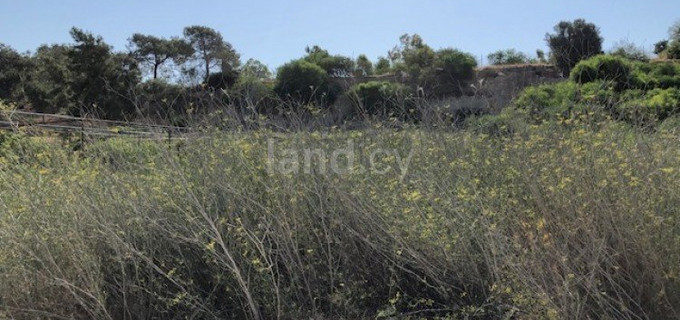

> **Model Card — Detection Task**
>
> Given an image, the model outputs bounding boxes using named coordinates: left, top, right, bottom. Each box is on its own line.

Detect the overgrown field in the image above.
left=1, top=119, right=679, bottom=319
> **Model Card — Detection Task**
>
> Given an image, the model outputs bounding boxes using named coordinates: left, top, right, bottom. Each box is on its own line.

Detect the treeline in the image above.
left=1, top=19, right=679, bottom=123
left=0, top=26, right=480, bottom=122
left=0, top=26, right=242, bottom=121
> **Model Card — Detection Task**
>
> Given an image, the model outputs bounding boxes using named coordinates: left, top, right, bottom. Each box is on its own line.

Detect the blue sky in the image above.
left=1, top=0, right=679, bottom=69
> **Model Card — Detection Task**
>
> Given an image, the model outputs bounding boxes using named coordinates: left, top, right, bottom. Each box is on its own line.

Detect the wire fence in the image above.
left=0, top=111, right=193, bottom=143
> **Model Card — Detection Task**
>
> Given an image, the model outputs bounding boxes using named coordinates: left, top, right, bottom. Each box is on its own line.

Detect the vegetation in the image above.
left=274, top=59, right=334, bottom=105
left=345, top=81, right=413, bottom=117
left=129, top=33, right=193, bottom=79
left=546, top=19, right=603, bottom=76
left=512, top=54, right=680, bottom=126
left=570, top=54, right=633, bottom=90
left=1, top=114, right=679, bottom=319
left=183, top=25, right=240, bottom=81
left=487, top=49, right=530, bottom=65
left=1, top=17, right=680, bottom=320
left=354, top=54, right=374, bottom=77
left=609, top=40, right=650, bottom=62
left=655, top=21, right=680, bottom=59
left=303, top=45, right=355, bottom=78
left=374, top=56, right=392, bottom=75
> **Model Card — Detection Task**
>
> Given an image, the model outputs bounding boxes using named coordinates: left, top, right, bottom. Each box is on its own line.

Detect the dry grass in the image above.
left=0, top=118, right=679, bottom=319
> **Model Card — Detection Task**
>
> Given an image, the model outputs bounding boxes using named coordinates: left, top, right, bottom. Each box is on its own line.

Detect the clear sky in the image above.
left=1, top=0, right=679, bottom=69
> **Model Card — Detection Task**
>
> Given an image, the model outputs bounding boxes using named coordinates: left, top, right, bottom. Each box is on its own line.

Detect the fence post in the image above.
left=80, top=123, right=85, bottom=148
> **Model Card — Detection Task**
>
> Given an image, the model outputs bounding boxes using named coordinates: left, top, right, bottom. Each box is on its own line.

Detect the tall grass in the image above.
left=0, top=119, right=679, bottom=319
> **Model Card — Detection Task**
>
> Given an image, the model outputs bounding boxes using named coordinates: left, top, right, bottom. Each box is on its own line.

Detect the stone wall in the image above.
left=470, top=64, right=564, bottom=111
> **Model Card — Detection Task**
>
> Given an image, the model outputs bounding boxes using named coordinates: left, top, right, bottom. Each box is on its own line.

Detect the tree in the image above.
left=667, top=21, right=680, bottom=59
left=671, top=21, right=680, bottom=42
left=668, top=44, right=680, bottom=60
left=389, top=34, right=436, bottom=83
left=487, top=49, right=530, bottom=65
left=0, top=44, right=31, bottom=102
left=536, top=49, right=547, bottom=63
left=68, top=28, right=140, bottom=118
left=183, top=25, right=239, bottom=81
left=304, top=45, right=354, bottom=77
left=354, top=54, right=373, bottom=77
left=385, top=34, right=475, bottom=97
left=240, top=58, right=271, bottom=79
left=374, top=56, right=391, bottom=75
left=24, top=44, right=76, bottom=113
left=129, top=33, right=193, bottom=79
left=22, top=29, right=140, bottom=118
left=654, top=40, right=669, bottom=55
left=546, top=19, right=603, bottom=76
left=652, top=21, right=680, bottom=59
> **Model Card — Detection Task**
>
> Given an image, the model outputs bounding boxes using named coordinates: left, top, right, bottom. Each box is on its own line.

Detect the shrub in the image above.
left=274, top=59, right=335, bottom=106
left=609, top=40, right=649, bottom=62
left=135, top=79, right=192, bottom=124
left=230, top=76, right=278, bottom=114
left=513, top=81, right=578, bottom=120
left=424, top=48, right=477, bottom=97
left=205, top=69, right=239, bottom=90
left=617, top=88, right=680, bottom=124
left=579, top=81, right=617, bottom=105
left=614, top=60, right=680, bottom=91
left=487, top=49, right=530, bottom=65
left=570, top=55, right=633, bottom=90
left=346, top=81, right=413, bottom=117
left=649, top=62, right=680, bottom=89
left=668, top=41, right=680, bottom=59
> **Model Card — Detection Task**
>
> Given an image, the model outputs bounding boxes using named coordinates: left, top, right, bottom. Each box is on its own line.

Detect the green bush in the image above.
left=513, top=81, right=578, bottom=120
left=487, top=48, right=530, bottom=65
left=626, top=61, right=680, bottom=90
left=668, top=41, right=680, bottom=59
left=515, top=58, right=680, bottom=126
left=649, top=62, right=680, bottom=89
left=346, top=81, right=413, bottom=117
left=274, top=59, right=335, bottom=106
left=205, top=69, right=239, bottom=90
left=230, top=76, right=278, bottom=114
left=617, top=88, right=680, bottom=124
left=570, top=55, right=633, bottom=90
left=579, top=81, right=617, bottom=105
left=424, top=48, right=477, bottom=97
